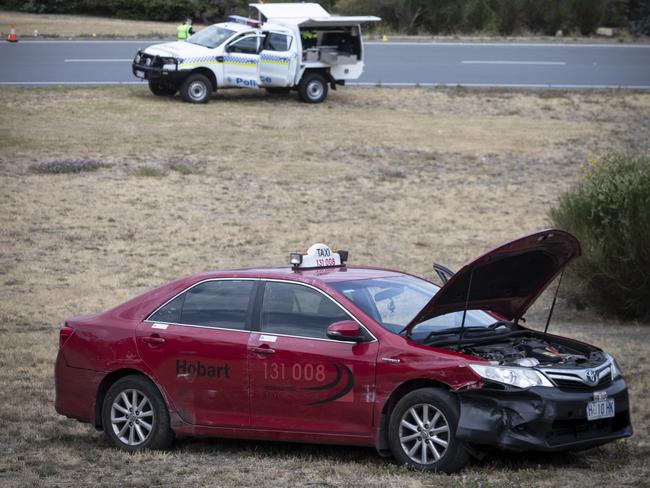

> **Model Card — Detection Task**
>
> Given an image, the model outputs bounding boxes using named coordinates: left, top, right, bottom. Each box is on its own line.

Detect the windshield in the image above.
left=330, top=275, right=495, bottom=340
left=188, top=26, right=235, bottom=48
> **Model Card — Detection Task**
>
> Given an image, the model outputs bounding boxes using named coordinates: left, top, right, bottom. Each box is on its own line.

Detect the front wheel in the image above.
left=180, top=73, right=212, bottom=104
left=388, top=388, right=470, bottom=473
left=298, top=73, right=328, bottom=103
left=101, top=375, right=173, bottom=451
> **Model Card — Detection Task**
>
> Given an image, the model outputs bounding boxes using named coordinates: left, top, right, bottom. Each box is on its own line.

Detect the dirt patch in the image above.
left=0, top=86, right=649, bottom=487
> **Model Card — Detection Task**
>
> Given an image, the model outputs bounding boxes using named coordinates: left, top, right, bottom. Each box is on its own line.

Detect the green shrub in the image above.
left=550, top=153, right=650, bottom=320
left=31, top=159, right=104, bottom=174
left=133, top=166, right=165, bottom=177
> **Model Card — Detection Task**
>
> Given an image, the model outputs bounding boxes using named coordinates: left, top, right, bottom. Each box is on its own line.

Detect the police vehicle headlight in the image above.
left=135, top=54, right=141, bottom=63
left=469, top=363, right=554, bottom=389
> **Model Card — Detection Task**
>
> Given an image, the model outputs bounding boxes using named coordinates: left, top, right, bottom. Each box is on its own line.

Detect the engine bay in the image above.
left=459, top=333, right=607, bottom=369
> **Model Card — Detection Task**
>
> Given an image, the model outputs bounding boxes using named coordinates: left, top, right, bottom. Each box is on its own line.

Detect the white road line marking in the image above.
left=8, top=40, right=164, bottom=44
left=8, top=40, right=650, bottom=48
left=0, top=81, right=144, bottom=85
left=64, top=58, right=132, bottom=62
left=365, top=41, right=650, bottom=48
left=348, top=82, right=650, bottom=89
left=461, top=60, right=566, bottom=65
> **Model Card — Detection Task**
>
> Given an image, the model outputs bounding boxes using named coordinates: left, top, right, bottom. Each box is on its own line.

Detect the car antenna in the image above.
left=456, top=270, right=474, bottom=351
left=543, top=271, right=564, bottom=335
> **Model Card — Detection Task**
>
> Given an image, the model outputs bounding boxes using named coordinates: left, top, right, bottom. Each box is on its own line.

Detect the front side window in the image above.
left=264, top=32, right=291, bottom=52
left=260, top=282, right=351, bottom=339
left=149, top=280, right=254, bottom=330
left=228, top=36, right=261, bottom=54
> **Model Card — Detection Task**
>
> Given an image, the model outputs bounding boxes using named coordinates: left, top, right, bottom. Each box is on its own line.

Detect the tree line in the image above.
left=2, top=0, right=649, bottom=35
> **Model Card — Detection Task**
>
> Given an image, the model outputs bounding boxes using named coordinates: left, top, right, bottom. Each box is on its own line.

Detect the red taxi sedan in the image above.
left=55, top=230, right=632, bottom=472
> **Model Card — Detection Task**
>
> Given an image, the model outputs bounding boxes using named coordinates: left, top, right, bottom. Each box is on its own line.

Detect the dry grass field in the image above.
left=0, top=86, right=649, bottom=487
left=0, top=10, right=178, bottom=38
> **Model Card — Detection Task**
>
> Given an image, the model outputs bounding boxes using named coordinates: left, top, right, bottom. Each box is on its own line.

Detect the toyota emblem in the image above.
left=585, top=369, right=598, bottom=384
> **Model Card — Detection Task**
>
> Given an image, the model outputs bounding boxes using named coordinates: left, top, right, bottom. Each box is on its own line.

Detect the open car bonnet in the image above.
left=402, top=229, right=581, bottom=335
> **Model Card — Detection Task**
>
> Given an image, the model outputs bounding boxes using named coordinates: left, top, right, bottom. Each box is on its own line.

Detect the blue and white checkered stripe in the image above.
left=260, top=54, right=290, bottom=64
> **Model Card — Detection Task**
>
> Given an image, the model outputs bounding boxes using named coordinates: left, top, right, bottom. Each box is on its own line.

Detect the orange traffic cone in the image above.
left=7, top=24, right=18, bottom=42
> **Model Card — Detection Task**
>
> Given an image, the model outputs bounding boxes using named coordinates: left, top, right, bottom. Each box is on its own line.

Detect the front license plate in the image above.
left=135, top=70, right=145, bottom=78
left=587, top=398, right=615, bottom=420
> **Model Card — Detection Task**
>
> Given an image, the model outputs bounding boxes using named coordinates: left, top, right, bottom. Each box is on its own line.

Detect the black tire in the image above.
left=266, top=87, right=292, bottom=95
left=298, top=72, right=328, bottom=103
left=388, top=388, right=470, bottom=473
left=148, top=80, right=177, bottom=96
left=180, top=73, right=212, bottom=104
left=101, top=375, right=173, bottom=451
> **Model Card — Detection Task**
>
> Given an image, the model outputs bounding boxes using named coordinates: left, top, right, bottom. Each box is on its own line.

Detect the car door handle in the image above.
left=251, top=346, right=275, bottom=355
left=142, top=335, right=165, bottom=344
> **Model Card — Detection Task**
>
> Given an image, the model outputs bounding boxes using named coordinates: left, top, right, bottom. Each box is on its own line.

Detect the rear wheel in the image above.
left=102, top=375, right=173, bottom=451
left=180, top=73, right=212, bottom=104
left=148, top=80, right=177, bottom=96
left=388, top=388, right=469, bottom=473
left=298, top=72, right=328, bottom=103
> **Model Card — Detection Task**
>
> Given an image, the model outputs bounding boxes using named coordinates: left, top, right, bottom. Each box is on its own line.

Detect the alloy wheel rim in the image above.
left=399, top=403, right=450, bottom=465
left=307, top=80, right=324, bottom=100
left=189, top=81, right=207, bottom=101
left=110, top=388, right=155, bottom=446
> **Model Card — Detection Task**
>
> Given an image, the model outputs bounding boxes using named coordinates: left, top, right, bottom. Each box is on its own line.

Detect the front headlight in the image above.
left=469, top=363, right=554, bottom=389
left=605, top=353, right=623, bottom=379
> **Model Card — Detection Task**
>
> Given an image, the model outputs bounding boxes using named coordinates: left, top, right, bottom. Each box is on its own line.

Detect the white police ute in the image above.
left=132, top=3, right=380, bottom=104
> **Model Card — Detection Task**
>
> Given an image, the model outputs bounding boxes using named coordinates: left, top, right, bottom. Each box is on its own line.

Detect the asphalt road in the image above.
left=1, top=39, right=649, bottom=89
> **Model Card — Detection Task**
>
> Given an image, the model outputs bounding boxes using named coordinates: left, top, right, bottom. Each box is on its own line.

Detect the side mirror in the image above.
left=327, top=320, right=364, bottom=342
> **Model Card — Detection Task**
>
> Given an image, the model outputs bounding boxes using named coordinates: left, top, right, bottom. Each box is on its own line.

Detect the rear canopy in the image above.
left=250, top=3, right=380, bottom=27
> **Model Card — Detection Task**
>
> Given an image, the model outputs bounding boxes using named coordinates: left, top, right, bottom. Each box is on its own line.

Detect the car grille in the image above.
left=552, top=375, right=611, bottom=391
left=135, top=53, right=161, bottom=68
left=542, top=362, right=612, bottom=391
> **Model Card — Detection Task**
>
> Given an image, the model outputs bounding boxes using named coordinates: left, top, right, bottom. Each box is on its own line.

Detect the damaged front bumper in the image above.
left=456, top=377, right=632, bottom=451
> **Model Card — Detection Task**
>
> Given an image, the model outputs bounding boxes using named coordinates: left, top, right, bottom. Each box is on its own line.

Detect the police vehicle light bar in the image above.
left=290, top=244, right=348, bottom=269
left=227, top=15, right=261, bottom=27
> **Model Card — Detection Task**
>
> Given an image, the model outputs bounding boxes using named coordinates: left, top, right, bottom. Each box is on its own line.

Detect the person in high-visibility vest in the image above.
left=301, top=30, right=318, bottom=48
left=177, top=18, right=194, bottom=41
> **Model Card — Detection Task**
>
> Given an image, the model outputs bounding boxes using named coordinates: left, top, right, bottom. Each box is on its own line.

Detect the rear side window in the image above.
left=149, top=280, right=254, bottom=330
left=264, top=32, right=291, bottom=52
left=260, top=282, right=350, bottom=339
left=149, top=294, right=184, bottom=324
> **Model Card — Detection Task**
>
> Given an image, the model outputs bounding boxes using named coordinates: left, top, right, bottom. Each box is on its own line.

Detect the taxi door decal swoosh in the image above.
left=301, top=363, right=342, bottom=391
left=306, top=363, right=354, bottom=406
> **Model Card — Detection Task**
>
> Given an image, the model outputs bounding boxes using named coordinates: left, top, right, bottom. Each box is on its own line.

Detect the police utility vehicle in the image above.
left=132, top=3, right=379, bottom=103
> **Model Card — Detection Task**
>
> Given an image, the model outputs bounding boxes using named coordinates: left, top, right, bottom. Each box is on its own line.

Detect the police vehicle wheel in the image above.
left=102, top=375, right=173, bottom=451
left=266, top=87, right=291, bottom=95
left=298, top=73, right=328, bottom=103
left=388, top=388, right=470, bottom=473
left=180, top=74, right=212, bottom=104
left=148, top=81, right=177, bottom=96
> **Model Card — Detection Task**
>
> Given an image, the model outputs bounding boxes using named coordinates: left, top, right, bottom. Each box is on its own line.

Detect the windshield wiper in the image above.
left=423, top=321, right=511, bottom=343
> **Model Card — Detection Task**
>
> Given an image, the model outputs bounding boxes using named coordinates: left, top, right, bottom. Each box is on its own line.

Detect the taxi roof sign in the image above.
left=290, top=243, right=348, bottom=269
